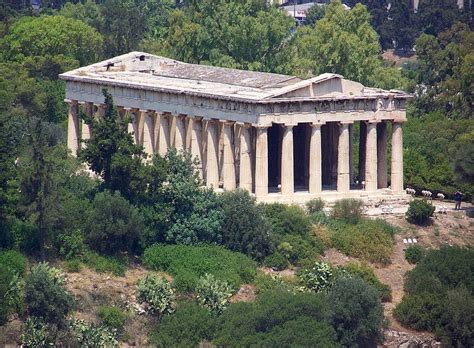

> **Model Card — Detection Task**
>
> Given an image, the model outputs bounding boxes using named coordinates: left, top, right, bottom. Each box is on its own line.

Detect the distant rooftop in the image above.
left=60, top=52, right=410, bottom=103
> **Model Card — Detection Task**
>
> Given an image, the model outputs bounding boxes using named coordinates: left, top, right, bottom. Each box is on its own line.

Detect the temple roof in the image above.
left=60, top=52, right=410, bottom=103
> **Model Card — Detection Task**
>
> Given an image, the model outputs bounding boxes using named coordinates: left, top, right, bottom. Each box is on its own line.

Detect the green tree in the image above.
left=79, top=89, right=146, bottom=201
left=328, top=277, right=384, bottom=347
left=292, top=0, right=405, bottom=90
left=154, top=0, right=294, bottom=73
left=389, top=0, right=419, bottom=51
left=86, top=191, right=144, bottom=255
left=1, top=15, right=103, bottom=67
left=305, top=4, right=327, bottom=26
left=417, top=0, right=463, bottom=37
left=219, top=189, right=273, bottom=261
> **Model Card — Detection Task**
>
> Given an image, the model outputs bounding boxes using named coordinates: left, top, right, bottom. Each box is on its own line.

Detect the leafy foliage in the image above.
left=82, top=251, right=127, bottom=276
left=21, top=317, right=54, bottom=347
left=149, top=301, right=215, bottom=347
left=0, top=249, right=27, bottom=276
left=263, top=252, right=289, bottom=271
left=85, top=190, right=143, bottom=255
left=142, top=244, right=256, bottom=292
left=298, top=261, right=340, bottom=293
left=306, top=198, right=325, bottom=214
left=24, top=263, right=74, bottom=326
left=97, top=306, right=128, bottom=330
left=219, top=189, right=272, bottom=261
left=343, top=261, right=392, bottom=302
left=136, top=274, right=176, bottom=316
left=395, top=247, right=474, bottom=346
left=70, top=319, right=118, bottom=347
left=213, top=291, right=340, bottom=347
left=328, top=277, right=384, bottom=347
left=195, top=273, right=233, bottom=314
left=405, top=199, right=435, bottom=225
left=331, top=199, right=364, bottom=224
left=405, top=245, right=425, bottom=264
left=329, top=218, right=396, bottom=264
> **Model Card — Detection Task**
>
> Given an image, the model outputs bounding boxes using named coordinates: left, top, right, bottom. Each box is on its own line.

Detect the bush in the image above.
left=263, top=252, right=289, bottom=271
left=24, top=263, right=74, bottom=326
left=136, top=274, right=176, bottom=316
left=149, top=301, right=216, bottom=347
left=21, top=317, right=53, bottom=347
left=219, top=189, right=273, bottom=261
left=142, top=244, right=256, bottom=292
left=0, top=265, right=20, bottom=324
left=331, top=199, right=364, bottom=224
left=85, top=191, right=143, bottom=254
left=406, top=199, right=435, bottom=225
left=405, top=245, right=425, bottom=264
left=328, top=277, right=384, bottom=347
left=82, top=251, right=126, bottom=276
left=343, top=261, right=392, bottom=302
left=196, top=273, right=233, bottom=314
left=330, top=218, right=396, bottom=264
left=70, top=319, right=118, bottom=347
left=306, top=198, right=325, bottom=214
left=394, top=247, right=474, bottom=346
left=57, top=230, right=86, bottom=260
left=213, top=291, right=339, bottom=347
left=97, top=306, right=128, bottom=330
left=0, top=250, right=28, bottom=276
left=298, top=261, right=340, bottom=293
left=261, top=203, right=312, bottom=238
left=64, top=258, right=82, bottom=273
left=278, top=234, right=325, bottom=266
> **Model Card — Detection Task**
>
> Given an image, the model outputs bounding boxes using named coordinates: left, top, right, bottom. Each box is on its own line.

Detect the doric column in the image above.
left=239, top=123, right=253, bottom=192
left=281, top=123, right=296, bottom=196
left=255, top=125, right=269, bottom=198
left=152, top=112, right=160, bottom=153
left=204, top=119, right=219, bottom=188
left=185, top=116, right=193, bottom=151
left=174, top=115, right=186, bottom=151
left=349, top=124, right=354, bottom=185
left=358, top=121, right=367, bottom=182
left=190, top=117, right=203, bottom=178
left=377, top=121, right=388, bottom=188
left=365, top=121, right=379, bottom=191
left=337, top=121, right=352, bottom=192
left=127, top=109, right=140, bottom=145
left=142, top=111, right=154, bottom=157
left=391, top=122, right=404, bottom=193
left=81, top=102, right=93, bottom=148
left=66, top=100, right=79, bottom=156
left=222, top=121, right=236, bottom=190
left=157, top=113, right=170, bottom=156
left=309, top=122, right=323, bottom=194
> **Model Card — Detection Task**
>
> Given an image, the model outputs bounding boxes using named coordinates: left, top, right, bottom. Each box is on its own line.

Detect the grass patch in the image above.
left=142, top=244, right=256, bottom=292
left=82, top=251, right=127, bottom=276
left=97, top=305, right=128, bottom=331
left=329, top=218, right=397, bottom=265
left=64, top=258, right=82, bottom=273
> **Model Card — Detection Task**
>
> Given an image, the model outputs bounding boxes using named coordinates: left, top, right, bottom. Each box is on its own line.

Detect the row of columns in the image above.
left=67, top=100, right=404, bottom=198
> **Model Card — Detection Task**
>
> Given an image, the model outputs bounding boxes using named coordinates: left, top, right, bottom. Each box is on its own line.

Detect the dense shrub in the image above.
left=263, top=252, right=289, bottom=270
left=97, top=306, right=128, bottom=330
left=328, top=277, right=384, bottom=347
left=219, top=189, right=273, bottom=261
left=142, top=244, right=256, bottom=292
left=306, top=198, right=325, bottom=214
left=394, top=247, right=474, bottom=346
left=150, top=301, right=216, bottom=347
left=21, top=317, right=53, bottom=347
left=85, top=191, right=143, bottom=254
left=405, top=245, right=425, bottom=264
left=298, top=261, right=340, bottom=293
left=278, top=234, right=325, bottom=266
left=70, top=319, right=118, bottom=347
left=343, top=261, right=392, bottom=302
left=136, top=274, right=176, bottom=316
left=24, top=263, right=74, bottom=326
left=330, top=218, right=396, bottom=264
left=261, top=203, right=312, bottom=238
left=82, top=251, right=126, bottom=276
left=196, top=273, right=233, bottom=314
left=405, top=199, right=435, bottom=225
left=331, top=199, right=364, bottom=224
left=64, top=258, right=82, bottom=273
left=213, top=291, right=339, bottom=347
left=0, top=249, right=28, bottom=276
left=57, top=230, right=86, bottom=260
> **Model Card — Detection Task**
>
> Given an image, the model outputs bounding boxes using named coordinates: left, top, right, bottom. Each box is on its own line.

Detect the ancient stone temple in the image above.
left=61, top=52, right=410, bottom=203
